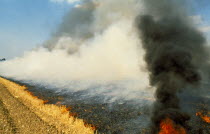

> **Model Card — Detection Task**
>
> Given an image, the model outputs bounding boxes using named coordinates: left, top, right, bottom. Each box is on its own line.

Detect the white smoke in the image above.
left=0, top=0, right=154, bottom=103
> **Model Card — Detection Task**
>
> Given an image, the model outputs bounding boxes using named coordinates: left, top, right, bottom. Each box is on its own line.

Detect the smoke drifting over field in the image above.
left=0, top=0, right=209, bottom=133
left=0, top=0, right=154, bottom=103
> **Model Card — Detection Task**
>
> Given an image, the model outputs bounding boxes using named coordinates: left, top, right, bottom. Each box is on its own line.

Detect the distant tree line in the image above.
left=0, top=58, right=6, bottom=61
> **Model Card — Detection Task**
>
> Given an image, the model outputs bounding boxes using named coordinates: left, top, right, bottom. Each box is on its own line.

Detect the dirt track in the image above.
left=0, top=83, right=58, bottom=134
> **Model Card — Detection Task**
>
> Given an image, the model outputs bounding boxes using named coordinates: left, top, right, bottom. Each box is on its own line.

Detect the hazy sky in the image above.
left=0, top=0, right=210, bottom=59
left=0, top=0, right=74, bottom=58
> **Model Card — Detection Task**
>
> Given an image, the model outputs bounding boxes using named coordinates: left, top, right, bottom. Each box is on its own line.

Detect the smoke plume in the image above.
left=135, top=0, right=208, bottom=133
left=0, top=0, right=154, bottom=103
left=44, top=0, right=95, bottom=53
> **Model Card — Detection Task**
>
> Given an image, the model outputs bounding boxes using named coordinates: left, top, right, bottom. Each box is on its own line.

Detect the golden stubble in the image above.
left=0, top=77, right=96, bottom=134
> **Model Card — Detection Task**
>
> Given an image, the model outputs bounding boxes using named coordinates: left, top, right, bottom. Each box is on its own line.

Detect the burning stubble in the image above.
left=0, top=0, right=209, bottom=133
left=135, top=0, right=209, bottom=133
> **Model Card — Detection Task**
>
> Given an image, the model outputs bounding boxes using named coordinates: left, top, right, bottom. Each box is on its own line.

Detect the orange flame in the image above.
left=159, top=118, right=186, bottom=134
left=196, top=112, right=210, bottom=123
left=43, top=100, right=49, bottom=104
left=84, top=121, right=97, bottom=131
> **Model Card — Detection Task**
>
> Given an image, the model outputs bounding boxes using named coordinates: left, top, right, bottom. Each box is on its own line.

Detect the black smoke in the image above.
left=135, top=0, right=208, bottom=133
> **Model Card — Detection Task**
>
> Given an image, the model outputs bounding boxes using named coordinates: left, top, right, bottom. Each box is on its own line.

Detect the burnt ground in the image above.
left=4, top=78, right=210, bottom=134
left=180, top=93, right=210, bottom=134
left=20, top=85, right=152, bottom=134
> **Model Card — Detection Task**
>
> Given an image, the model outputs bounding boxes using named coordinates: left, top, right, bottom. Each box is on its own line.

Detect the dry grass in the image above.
left=0, top=77, right=95, bottom=134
